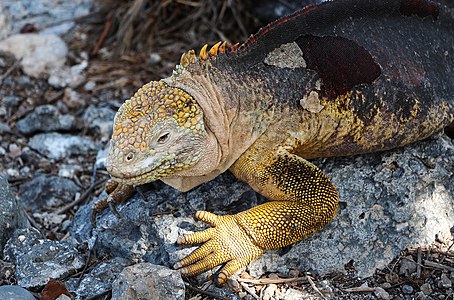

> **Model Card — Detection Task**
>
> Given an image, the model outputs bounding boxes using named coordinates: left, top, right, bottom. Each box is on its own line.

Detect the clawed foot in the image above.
left=91, top=180, right=136, bottom=227
left=174, top=211, right=264, bottom=285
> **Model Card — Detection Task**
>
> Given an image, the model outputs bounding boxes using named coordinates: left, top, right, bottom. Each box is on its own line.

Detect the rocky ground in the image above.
left=0, top=0, right=453, bottom=300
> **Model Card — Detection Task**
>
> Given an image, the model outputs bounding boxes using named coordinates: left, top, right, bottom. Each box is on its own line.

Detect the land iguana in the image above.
left=92, top=0, right=454, bottom=284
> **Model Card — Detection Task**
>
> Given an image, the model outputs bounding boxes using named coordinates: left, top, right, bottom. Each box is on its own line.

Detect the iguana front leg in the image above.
left=175, top=145, right=339, bottom=284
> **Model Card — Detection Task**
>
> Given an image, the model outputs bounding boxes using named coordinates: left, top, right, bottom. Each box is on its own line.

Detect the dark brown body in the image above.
left=207, top=0, right=454, bottom=159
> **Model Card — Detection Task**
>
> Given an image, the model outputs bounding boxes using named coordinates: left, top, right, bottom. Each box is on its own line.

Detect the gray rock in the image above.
left=95, top=145, right=109, bottom=170
left=438, top=273, right=452, bottom=289
left=58, top=164, right=82, bottom=178
left=0, top=285, right=36, bottom=300
left=18, top=175, right=80, bottom=210
left=0, top=34, right=67, bottom=78
left=74, top=134, right=454, bottom=282
left=48, top=62, right=87, bottom=88
left=71, top=173, right=256, bottom=268
left=82, top=105, right=117, bottom=142
left=28, top=132, right=99, bottom=160
left=16, top=105, right=75, bottom=135
left=66, top=257, right=130, bottom=299
left=402, top=284, right=414, bottom=294
left=0, top=173, right=28, bottom=254
left=0, top=6, right=11, bottom=40
left=0, top=0, right=92, bottom=36
left=111, top=263, right=185, bottom=300
left=3, top=228, right=85, bottom=288
left=374, top=287, right=391, bottom=300
left=420, top=283, right=432, bottom=295
left=2, top=95, right=20, bottom=107
left=250, top=134, right=454, bottom=278
left=399, top=256, right=417, bottom=276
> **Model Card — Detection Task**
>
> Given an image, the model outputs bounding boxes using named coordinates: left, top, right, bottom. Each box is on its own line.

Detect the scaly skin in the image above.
left=93, top=0, right=454, bottom=284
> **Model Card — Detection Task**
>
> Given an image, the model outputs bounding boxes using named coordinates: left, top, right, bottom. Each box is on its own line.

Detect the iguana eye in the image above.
left=125, top=152, right=134, bottom=162
left=157, top=133, right=170, bottom=144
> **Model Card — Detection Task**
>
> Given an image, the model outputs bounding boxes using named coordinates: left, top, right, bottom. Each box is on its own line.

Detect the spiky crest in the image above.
left=173, top=0, right=446, bottom=74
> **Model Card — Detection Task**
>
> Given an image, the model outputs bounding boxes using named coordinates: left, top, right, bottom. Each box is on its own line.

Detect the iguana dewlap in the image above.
left=93, top=0, right=454, bottom=284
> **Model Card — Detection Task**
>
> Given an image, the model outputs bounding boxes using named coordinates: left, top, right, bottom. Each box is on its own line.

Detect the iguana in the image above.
left=92, top=0, right=454, bottom=284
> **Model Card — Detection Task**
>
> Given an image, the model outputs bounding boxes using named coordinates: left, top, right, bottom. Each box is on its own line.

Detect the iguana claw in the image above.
left=175, top=211, right=263, bottom=285
left=91, top=180, right=135, bottom=227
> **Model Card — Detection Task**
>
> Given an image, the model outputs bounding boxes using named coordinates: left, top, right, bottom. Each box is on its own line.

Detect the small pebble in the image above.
left=402, top=284, right=413, bottom=294
left=0, top=285, right=35, bottom=300
left=399, top=256, right=417, bottom=276
left=374, top=286, right=391, bottom=300
left=6, top=168, right=19, bottom=178
left=381, top=282, right=392, bottom=289
left=3, top=95, right=20, bottom=107
left=0, top=146, right=6, bottom=156
left=19, top=166, right=30, bottom=177
left=262, top=284, right=277, bottom=300
left=415, top=291, right=426, bottom=300
left=420, top=283, right=432, bottom=295
left=83, top=80, right=96, bottom=91
left=8, top=143, right=21, bottom=158
left=438, top=273, right=452, bottom=289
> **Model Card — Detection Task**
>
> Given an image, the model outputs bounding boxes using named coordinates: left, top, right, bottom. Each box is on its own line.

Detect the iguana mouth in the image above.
left=108, top=158, right=170, bottom=186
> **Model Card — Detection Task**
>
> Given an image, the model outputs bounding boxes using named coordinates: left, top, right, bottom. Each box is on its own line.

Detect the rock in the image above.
left=399, top=256, right=418, bottom=276
left=18, top=175, right=80, bottom=210
left=0, top=0, right=92, bottom=36
left=8, top=143, right=21, bottom=158
left=66, top=257, right=130, bottom=299
left=262, top=283, right=277, bottom=300
left=74, top=134, right=454, bottom=282
left=281, top=287, right=307, bottom=299
left=0, top=173, right=28, bottom=254
left=438, top=273, right=452, bottom=289
left=250, top=134, right=454, bottom=278
left=16, top=105, right=75, bottom=135
left=402, top=284, right=414, bottom=294
left=0, top=6, right=11, bottom=40
left=60, top=88, right=85, bottom=109
left=28, top=132, right=99, bottom=160
left=48, top=61, right=87, bottom=88
left=95, top=145, right=109, bottom=170
left=3, top=228, right=85, bottom=288
left=82, top=105, right=117, bottom=141
left=2, top=95, right=20, bottom=107
left=0, top=33, right=67, bottom=78
left=420, top=283, right=432, bottom=295
left=71, top=173, right=257, bottom=269
left=111, top=263, right=185, bottom=300
left=381, top=282, right=392, bottom=289
left=0, top=122, right=13, bottom=134
left=374, top=287, right=391, bottom=300
left=0, top=285, right=35, bottom=300
left=58, top=164, right=82, bottom=179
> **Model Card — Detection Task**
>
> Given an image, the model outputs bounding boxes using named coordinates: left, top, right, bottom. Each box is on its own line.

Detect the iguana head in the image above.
left=105, top=80, right=207, bottom=186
